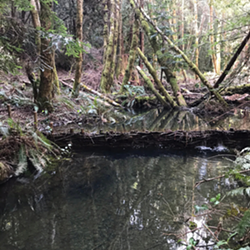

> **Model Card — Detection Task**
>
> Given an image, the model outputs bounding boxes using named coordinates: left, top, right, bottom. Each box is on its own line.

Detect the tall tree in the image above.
left=72, top=0, right=84, bottom=97
left=209, top=0, right=219, bottom=74
left=193, top=0, right=199, bottom=79
left=100, top=0, right=116, bottom=93
left=120, top=16, right=139, bottom=92
left=37, top=0, right=56, bottom=112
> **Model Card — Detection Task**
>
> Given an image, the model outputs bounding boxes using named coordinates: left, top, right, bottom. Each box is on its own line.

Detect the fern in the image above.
left=0, top=124, right=9, bottom=137
left=15, top=145, right=27, bottom=176
left=228, top=187, right=246, bottom=197
left=237, top=209, right=250, bottom=237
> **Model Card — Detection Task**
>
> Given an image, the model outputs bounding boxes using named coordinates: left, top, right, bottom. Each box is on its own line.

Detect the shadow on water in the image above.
left=0, top=149, right=245, bottom=250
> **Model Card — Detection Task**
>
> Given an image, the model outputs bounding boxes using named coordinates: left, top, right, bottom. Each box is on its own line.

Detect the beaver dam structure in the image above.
left=45, top=129, right=250, bottom=150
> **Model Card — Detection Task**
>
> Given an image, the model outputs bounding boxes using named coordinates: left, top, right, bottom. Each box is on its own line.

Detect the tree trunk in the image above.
left=139, top=0, right=144, bottom=68
left=194, top=0, right=199, bottom=80
left=110, top=0, right=119, bottom=82
left=72, top=0, right=83, bottom=97
left=180, top=0, right=187, bottom=82
left=130, top=0, right=187, bottom=106
left=37, top=0, right=54, bottom=112
left=209, top=0, right=218, bottom=74
left=135, top=1, right=227, bottom=106
left=214, top=29, right=250, bottom=88
left=115, top=0, right=123, bottom=77
left=120, top=17, right=139, bottom=92
left=102, top=0, right=109, bottom=62
left=136, top=66, right=169, bottom=108
left=30, top=0, right=41, bottom=101
left=137, top=48, right=178, bottom=108
left=100, top=0, right=115, bottom=93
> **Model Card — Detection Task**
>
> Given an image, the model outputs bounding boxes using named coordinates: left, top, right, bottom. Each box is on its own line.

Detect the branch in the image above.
left=195, top=169, right=250, bottom=188
left=81, top=83, right=122, bottom=108
left=132, top=0, right=227, bottom=107
left=60, top=80, right=112, bottom=107
left=214, top=29, right=250, bottom=88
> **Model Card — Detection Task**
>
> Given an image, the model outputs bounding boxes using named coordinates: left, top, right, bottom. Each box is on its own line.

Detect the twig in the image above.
left=195, top=169, right=250, bottom=188
left=60, top=80, right=112, bottom=107
left=203, top=223, right=219, bottom=242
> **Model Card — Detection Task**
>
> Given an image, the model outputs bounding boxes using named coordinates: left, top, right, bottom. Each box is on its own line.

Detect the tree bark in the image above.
left=137, top=47, right=178, bottom=108
left=37, top=0, right=54, bottom=112
left=72, top=0, right=83, bottom=97
left=214, top=29, right=250, bottom=88
left=130, top=0, right=187, bottom=107
left=100, top=0, right=116, bottom=93
left=102, top=0, right=109, bottom=62
left=120, top=18, right=139, bottom=92
left=194, top=0, right=199, bottom=79
left=134, top=0, right=227, bottom=106
left=30, top=0, right=41, bottom=101
left=110, top=0, right=119, bottom=82
left=209, top=0, right=218, bottom=74
left=136, top=66, right=169, bottom=108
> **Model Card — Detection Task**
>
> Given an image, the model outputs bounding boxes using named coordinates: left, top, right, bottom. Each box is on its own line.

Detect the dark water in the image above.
left=0, top=149, right=240, bottom=250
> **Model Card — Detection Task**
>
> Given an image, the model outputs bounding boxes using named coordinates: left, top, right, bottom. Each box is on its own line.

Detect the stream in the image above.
left=0, top=147, right=245, bottom=250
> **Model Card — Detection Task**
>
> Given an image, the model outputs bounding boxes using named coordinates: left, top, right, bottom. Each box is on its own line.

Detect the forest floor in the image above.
left=1, top=67, right=250, bottom=182
left=0, top=64, right=250, bottom=134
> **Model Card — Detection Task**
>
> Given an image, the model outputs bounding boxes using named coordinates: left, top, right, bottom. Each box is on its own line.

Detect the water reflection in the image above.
left=0, top=150, right=235, bottom=250
left=54, top=108, right=250, bottom=134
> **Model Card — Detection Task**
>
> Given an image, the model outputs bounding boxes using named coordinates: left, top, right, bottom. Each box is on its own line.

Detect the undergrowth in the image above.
left=0, top=118, right=61, bottom=183
left=180, top=148, right=250, bottom=250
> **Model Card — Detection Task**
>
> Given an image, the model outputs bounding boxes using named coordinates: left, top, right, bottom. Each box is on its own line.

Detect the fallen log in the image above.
left=45, top=129, right=250, bottom=151
left=81, top=83, right=122, bottom=108
left=61, top=80, right=112, bottom=107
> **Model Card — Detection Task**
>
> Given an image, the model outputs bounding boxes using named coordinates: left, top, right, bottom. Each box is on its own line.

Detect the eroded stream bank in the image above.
left=0, top=148, right=245, bottom=250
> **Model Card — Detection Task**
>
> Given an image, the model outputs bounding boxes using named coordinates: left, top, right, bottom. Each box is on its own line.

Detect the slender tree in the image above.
left=120, top=17, right=139, bottom=92
left=209, top=0, right=219, bottom=74
left=72, top=0, right=83, bottom=97
left=193, top=0, right=199, bottom=79
left=100, top=0, right=116, bottom=93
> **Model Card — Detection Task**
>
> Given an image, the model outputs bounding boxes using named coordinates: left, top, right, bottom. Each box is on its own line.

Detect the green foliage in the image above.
left=237, top=209, right=250, bottom=237
left=65, top=41, right=91, bottom=58
left=0, top=118, right=61, bottom=177
left=194, top=204, right=209, bottom=213
left=214, top=232, right=237, bottom=249
left=210, top=193, right=221, bottom=206
left=123, top=84, right=146, bottom=96
left=186, top=237, right=198, bottom=250
left=0, top=52, right=22, bottom=75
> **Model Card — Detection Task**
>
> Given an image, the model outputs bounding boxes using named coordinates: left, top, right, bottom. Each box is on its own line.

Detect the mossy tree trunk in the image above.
left=110, top=0, right=119, bottom=82
left=72, top=0, right=83, bottom=97
left=137, top=48, right=178, bottom=108
left=29, top=0, right=41, bottom=101
left=30, top=0, right=41, bottom=62
left=139, top=0, right=144, bottom=68
left=115, top=0, right=124, bottom=78
left=209, top=0, right=219, bottom=74
left=136, top=66, right=169, bottom=108
left=193, top=0, right=199, bottom=80
left=102, top=0, right=108, bottom=62
left=135, top=1, right=227, bottom=106
left=37, top=0, right=54, bottom=112
left=130, top=0, right=187, bottom=107
left=120, top=17, right=139, bottom=92
left=100, top=0, right=115, bottom=93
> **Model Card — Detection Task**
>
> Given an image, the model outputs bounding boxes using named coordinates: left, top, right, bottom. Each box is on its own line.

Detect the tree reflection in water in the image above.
left=0, top=149, right=236, bottom=250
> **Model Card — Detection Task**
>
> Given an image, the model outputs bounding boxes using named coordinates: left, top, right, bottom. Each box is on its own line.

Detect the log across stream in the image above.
left=46, top=129, right=250, bottom=150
